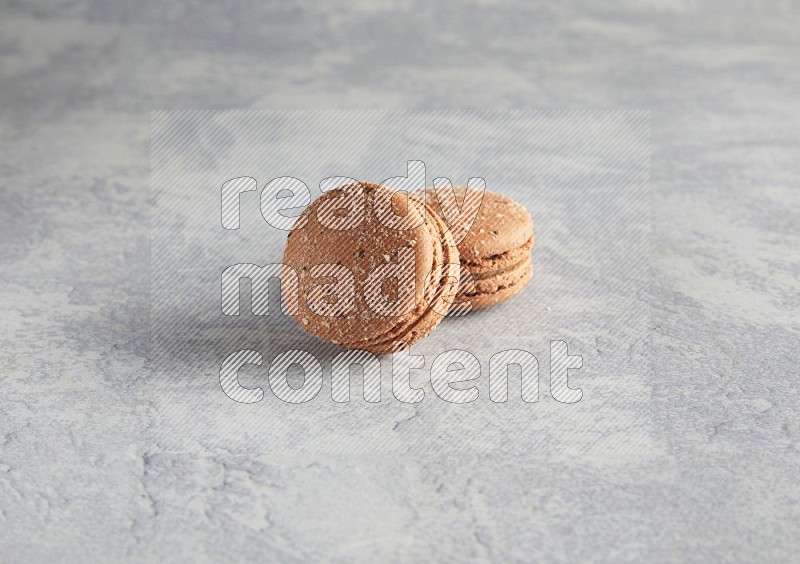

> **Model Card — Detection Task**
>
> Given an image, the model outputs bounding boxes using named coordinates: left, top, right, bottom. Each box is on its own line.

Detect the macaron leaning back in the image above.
left=282, top=182, right=460, bottom=354
left=415, top=187, right=534, bottom=311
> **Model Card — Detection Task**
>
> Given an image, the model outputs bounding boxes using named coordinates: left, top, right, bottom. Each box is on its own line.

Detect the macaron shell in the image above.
left=418, top=187, right=533, bottom=259
left=283, top=183, right=437, bottom=348
left=461, top=236, right=534, bottom=277
left=458, top=256, right=533, bottom=311
left=342, top=198, right=459, bottom=353
left=352, top=201, right=461, bottom=354
left=344, top=201, right=443, bottom=349
left=415, top=187, right=535, bottom=311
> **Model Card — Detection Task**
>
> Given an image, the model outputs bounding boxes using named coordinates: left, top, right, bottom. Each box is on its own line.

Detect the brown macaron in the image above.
left=282, top=182, right=460, bottom=354
left=415, top=187, right=534, bottom=311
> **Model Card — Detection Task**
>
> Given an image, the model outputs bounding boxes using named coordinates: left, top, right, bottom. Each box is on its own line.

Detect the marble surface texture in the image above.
left=1, top=1, right=799, bottom=562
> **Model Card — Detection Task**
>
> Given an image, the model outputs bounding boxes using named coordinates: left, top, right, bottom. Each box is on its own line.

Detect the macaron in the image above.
left=282, top=182, right=460, bottom=354
left=415, top=187, right=534, bottom=311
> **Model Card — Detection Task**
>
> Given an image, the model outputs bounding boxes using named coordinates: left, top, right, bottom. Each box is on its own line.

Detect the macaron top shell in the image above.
left=417, top=187, right=534, bottom=259
left=283, top=182, right=451, bottom=349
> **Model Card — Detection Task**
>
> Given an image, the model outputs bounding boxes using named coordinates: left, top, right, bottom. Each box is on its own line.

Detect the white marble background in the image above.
left=1, top=1, right=798, bottom=562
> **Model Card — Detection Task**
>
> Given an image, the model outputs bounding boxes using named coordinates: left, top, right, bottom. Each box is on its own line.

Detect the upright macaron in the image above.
left=415, top=187, right=534, bottom=311
left=282, top=182, right=460, bottom=354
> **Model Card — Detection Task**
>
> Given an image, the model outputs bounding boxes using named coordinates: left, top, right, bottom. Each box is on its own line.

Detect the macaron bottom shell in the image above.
left=457, top=255, right=533, bottom=311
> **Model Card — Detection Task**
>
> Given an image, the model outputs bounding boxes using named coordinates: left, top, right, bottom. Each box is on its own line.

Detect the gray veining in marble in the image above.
left=1, top=1, right=799, bottom=562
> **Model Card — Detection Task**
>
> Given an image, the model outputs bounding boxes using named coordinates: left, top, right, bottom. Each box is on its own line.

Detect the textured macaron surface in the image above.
left=283, top=183, right=458, bottom=351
